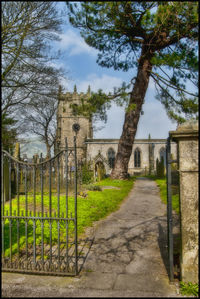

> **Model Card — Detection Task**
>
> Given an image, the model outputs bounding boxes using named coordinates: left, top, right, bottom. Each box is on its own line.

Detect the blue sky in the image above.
left=53, top=3, right=177, bottom=140
left=20, top=2, right=198, bottom=158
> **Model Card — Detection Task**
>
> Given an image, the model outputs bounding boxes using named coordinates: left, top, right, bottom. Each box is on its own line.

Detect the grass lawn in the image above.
left=79, top=177, right=136, bottom=232
left=144, top=175, right=179, bottom=214
left=3, top=176, right=136, bottom=257
left=155, top=178, right=179, bottom=214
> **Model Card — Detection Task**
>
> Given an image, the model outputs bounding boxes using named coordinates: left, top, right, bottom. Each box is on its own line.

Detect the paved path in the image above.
left=2, top=178, right=182, bottom=297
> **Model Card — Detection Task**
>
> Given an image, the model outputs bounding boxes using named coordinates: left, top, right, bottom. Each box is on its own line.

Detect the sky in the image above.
left=53, top=2, right=178, bottom=140
left=22, top=2, right=179, bottom=157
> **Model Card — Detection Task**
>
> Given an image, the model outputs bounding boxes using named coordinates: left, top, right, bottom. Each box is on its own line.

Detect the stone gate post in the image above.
left=169, top=120, right=198, bottom=283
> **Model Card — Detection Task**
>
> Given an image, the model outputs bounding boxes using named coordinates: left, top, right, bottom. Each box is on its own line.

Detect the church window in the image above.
left=134, top=148, right=141, bottom=168
left=107, top=148, right=115, bottom=168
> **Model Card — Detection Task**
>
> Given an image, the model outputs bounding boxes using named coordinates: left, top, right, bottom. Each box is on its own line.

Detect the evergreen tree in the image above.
left=67, top=2, right=198, bottom=179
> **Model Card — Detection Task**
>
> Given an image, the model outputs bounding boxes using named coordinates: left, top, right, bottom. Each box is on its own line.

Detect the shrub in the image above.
left=156, top=157, right=165, bottom=178
left=81, top=161, right=93, bottom=184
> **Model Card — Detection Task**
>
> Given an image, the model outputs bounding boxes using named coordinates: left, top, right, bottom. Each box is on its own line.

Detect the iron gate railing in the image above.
left=1, top=137, right=79, bottom=276
left=166, top=136, right=179, bottom=282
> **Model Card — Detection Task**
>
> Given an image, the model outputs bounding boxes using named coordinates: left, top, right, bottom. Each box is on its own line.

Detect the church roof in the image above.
left=85, top=138, right=168, bottom=144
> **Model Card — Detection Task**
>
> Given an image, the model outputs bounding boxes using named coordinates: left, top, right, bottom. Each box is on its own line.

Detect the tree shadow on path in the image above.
left=77, top=237, right=95, bottom=274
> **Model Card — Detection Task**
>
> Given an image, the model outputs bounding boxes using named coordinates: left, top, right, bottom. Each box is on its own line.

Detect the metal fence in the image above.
left=166, top=136, right=179, bottom=282
left=1, top=137, right=79, bottom=276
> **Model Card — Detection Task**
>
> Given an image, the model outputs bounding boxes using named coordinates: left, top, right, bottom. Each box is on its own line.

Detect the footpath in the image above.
left=2, top=178, right=183, bottom=297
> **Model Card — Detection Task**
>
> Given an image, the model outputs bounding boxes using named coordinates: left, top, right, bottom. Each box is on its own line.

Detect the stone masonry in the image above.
left=170, top=120, right=199, bottom=283
left=56, top=89, right=177, bottom=176
left=56, top=89, right=93, bottom=161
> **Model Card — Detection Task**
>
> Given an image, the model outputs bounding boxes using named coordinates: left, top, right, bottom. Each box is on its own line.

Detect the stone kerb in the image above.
left=169, top=120, right=199, bottom=284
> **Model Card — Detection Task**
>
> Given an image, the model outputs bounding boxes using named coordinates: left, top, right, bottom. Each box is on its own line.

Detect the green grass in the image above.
left=144, top=175, right=179, bottom=214
left=180, top=282, right=199, bottom=297
left=2, top=177, right=135, bottom=257
left=78, top=177, right=136, bottom=233
left=155, top=178, right=179, bottom=214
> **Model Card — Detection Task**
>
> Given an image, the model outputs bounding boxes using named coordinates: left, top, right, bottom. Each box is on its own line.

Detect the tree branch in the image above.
left=150, top=71, right=198, bottom=97
left=151, top=73, right=182, bottom=105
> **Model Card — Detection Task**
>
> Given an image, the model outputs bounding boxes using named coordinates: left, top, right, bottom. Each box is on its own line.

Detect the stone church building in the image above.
left=56, top=89, right=177, bottom=176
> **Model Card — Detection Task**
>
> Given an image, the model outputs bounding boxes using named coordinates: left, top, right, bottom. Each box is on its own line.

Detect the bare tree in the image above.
left=2, top=1, right=66, bottom=115
left=19, top=94, right=59, bottom=158
left=1, top=2, right=69, bottom=153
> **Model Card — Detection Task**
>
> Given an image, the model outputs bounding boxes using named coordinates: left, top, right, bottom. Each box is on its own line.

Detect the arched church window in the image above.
left=160, top=147, right=166, bottom=166
left=107, top=148, right=115, bottom=168
left=134, top=148, right=141, bottom=168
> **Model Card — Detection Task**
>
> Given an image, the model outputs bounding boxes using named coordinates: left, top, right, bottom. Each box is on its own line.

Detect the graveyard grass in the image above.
left=155, top=178, right=179, bottom=214
left=180, top=281, right=199, bottom=297
left=145, top=175, right=179, bottom=214
left=3, top=177, right=136, bottom=257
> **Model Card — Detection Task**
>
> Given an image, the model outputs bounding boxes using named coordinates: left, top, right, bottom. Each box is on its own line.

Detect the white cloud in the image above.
left=94, top=103, right=125, bottom=138
left=61, top=72, right=177, bottom=140
left=148, top=77, right=155, bottom=91
left=94, top=99, right=177, bottom=139
left=47, top=61, right=66, bottom=70
left=57, top=29, right=98, bottom=56
left=135, top=100, right=177, bottom=139
left=62, top=73, right=123, bottom=94
left=79, top=74, right=123, bottom=93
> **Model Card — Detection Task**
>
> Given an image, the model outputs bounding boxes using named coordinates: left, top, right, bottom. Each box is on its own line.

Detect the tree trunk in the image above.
left=111, top=51, right=153, bottom=179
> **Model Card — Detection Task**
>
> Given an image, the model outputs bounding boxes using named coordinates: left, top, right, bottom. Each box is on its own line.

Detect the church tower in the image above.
left=56, top=86, right=93, bottom=160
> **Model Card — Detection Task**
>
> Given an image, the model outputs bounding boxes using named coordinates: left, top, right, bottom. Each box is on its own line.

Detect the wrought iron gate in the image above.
left=1, top=137, right=78, bottom=276
left=166, top=136, right=178, bottom=282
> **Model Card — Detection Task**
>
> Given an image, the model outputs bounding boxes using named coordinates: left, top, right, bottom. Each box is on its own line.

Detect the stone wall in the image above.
left=86, top=139, right=177, bottom=175
left=56, top=90, right=93, bottom=160
left=170, top=120, right=199, bottom=283
left=57, top=90, right=177, bottom=175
